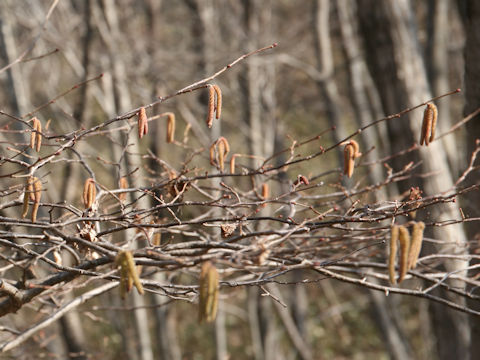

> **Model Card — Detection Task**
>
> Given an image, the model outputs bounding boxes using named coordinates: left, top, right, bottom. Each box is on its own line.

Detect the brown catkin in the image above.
left=349, top=139, right=361, bottom=158
left=119, top=177, right=128, bottom=201
left=388, top=225, right=399, bottom=285
left=31, top=177, right=42, bottom=222
left=35, top=120, right=42, bottom=152
left=116, top=250, right=144, bottom=298
left=428, top=104, right=438, bottom=143
left=230, top=154, right=237, bottom=174
left=138, top=107, right=148, bottom=139
left=212, top=85, right=222, bottom=120
left=22, top=177, right=33, bottom=218
left=261, top=183, right=269, bottom=208
left=398, top=225, right=411, bottom=283
left=152, top=232, right=161, bottom=246
left=198, top=261, right=219, bottom=323
left=30, top=117, right=42, bottom=152
left=420, top=103, right=437, bottom=146
left=344, top=143, right=355, bottom=178
left=407, top=221, right=425, bottom=270
left=209, top=142, right=216, bottom=166
left=165, top=112, right=175, bottom=143
left=206, top=85, right=215, bottom=128
left=216, top=137, right=230, bottom=172
left=82, top=178, right=96, bottom=209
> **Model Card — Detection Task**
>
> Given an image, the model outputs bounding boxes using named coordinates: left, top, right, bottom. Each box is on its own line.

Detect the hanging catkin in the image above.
left=398, top=225, right=411, bottom=283
left=388, top=225, right=399, bottom=285
left=198, top=261, right=219, bottom=323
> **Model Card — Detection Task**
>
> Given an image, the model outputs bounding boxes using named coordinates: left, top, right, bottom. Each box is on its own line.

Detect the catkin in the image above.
left=119, top=177, right=128, bottom=201
left=138, top=107, right=148, bottom=139
left=22, top=177, right=33, bottom=218
left=388, top=225, right=399, bottom=285
left=349, top=139, right=361, bottom=158
left=152, top=232, right=162, bottom=246
left=31, top=177, right=42, bottom=222
left=428, top=104, right=438, bottom=143
left=407, top=221, right=425, bottom=270
left=212, top=85, right=222, bottom=120
left=198, top=261, right=219, bottom=323
left=344, top=143, right=355, bottom=178
left=420, top=103, right=437, bottom=146
left=216, top=137, right=230, bottom=173
left=261, top=183, right=269, bottom=208
left=206, top=85, right=215, bottom=128
left=165, top=112, right=175, bottom=143
left=116, top=250, right=144, bottom=298
left=30, top=117, right=42, bottom=152
left=230, top=154, right=237, bottom=174
left=398, top=225, right=411, bottom=283
left=82, top=178, right=96, bottom=209
left=209, top=142, right=216, bottom=166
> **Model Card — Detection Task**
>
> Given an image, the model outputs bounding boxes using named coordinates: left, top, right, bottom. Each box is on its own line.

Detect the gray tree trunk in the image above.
left=461, top=1, right=480, bottom=357
left=356, top=1, right=470, bottom=359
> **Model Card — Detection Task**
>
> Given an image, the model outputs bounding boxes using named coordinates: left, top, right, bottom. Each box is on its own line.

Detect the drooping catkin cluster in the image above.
left=162, top=112, right=175, bottom=143
left=420, top=103, right=438, bottom=146
left=209, top=137, right=230, bottom=172
left=206, top=84, right=222, bottom=128
left=198, top=261, right=219, bottom=323
left=388, top=222, right=425, bottom=284
left=118, top=177, right=128, bottom=201
left=22, top=176, right=42, bottom=222
left=82, top=178, right=96, bottom=209
left=137, top=107, right=148, bottom=139
left=30, top=117, right=42, bottom=152
left=343, top=139, right=361, bottom=178
left=115, top=250, right=144, bottom=299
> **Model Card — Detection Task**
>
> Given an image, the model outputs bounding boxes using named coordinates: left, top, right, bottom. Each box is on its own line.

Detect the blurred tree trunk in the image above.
left=312, top=0, right=348, bottom=170
left=98, top=1, right=154, bottom=359
left=184, top=1, right=228, bottom=359
left=336, top=3, right=411, bottom=358
left=240, top=1, right=285, bottom=359
left=357, top=1, right=470, bottom=359
left=461, top=1, right=480, bottom=358
left=425, top=0, right=459, bottom=175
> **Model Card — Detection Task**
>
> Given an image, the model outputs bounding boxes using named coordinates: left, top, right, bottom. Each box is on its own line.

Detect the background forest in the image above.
left=0, top=0, right=479, bottom=359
